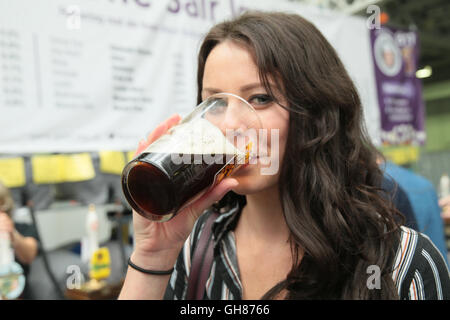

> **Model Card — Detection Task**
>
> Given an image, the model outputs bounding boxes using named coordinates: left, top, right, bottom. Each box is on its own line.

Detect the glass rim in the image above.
left=181, top=92, right=263, bottom=128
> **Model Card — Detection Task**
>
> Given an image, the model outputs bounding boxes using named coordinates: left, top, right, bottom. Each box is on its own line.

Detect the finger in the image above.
left=134, top=139, right=147, bottom=156
left=438, top=197, right=450, bottom=207
left=0, top=213, right=11, bottom=223
left=184, top=178, right=239, bottom=221
left=146, top=114, right=181, bottom=145
left=2, top=227, right=13, bottom=233
left=166, top=114, right=182, bottom=129
left=0, top=223, right=13, bottom=233
left=441, top=209, right=450, bottom=220
left=134, top=114, right=182, bottom=157
left=146, top=122, right=168, bottom=146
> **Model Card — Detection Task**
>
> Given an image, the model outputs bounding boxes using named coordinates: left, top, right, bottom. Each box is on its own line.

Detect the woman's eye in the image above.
left=248, top=94, right=273, bottom=107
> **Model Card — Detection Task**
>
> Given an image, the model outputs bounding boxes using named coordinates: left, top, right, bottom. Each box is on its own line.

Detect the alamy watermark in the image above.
left=66, top=265, right=83, bottom=289
left=366, top=5, right=381, bottom=30
left=66, top=263, right=381, bottom=291
left=66, top=5, right=81, bottom=30
left=366, top=265, right=381, bottom=290
left=170, top=128, right=280, bottom=176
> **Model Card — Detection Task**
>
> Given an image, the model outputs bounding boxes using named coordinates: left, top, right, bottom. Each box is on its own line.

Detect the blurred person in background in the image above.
left=382, top=161, right=448, bottom=266
left=381, top=174, right=418, bottom=230
left=0, top=181, right=39, bottom=299
left=377, top=157, right=418, bottom=231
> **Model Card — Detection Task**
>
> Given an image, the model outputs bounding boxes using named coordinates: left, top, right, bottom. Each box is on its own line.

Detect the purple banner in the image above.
left=370, top=26, right=426, bottom=146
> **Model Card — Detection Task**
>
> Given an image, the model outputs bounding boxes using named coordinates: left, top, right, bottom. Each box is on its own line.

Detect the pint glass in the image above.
left=122, top=93, right=262, bottom=222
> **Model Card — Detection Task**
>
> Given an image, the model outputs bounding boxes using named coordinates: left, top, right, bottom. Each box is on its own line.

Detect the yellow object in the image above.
left=99, top=151, right=126, bottom=175
left=0, top=157, right=26, bottom=188
left=89, top=247, right=111, bottom=281
left=31, top=153, right=95, bottom=184
left=126, top=150, right=136, bottom=162
left=382, top=145, right=419, bottom=165
left=245, top=141, right=252, bottom=164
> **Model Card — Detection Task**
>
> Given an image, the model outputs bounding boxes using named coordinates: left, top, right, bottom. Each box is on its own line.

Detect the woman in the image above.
left=119, top=11, right=449, bottom=300
left=0, top=182, right=39, bottom=299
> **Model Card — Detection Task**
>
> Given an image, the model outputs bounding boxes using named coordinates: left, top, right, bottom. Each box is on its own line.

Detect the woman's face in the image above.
left=201, top=40, right=290, bottom=195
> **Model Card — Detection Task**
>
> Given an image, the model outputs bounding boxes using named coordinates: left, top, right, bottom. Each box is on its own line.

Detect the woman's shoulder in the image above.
left=392, top=226, right=450, bottom=299
left=394, top=226, right=447, bottom=264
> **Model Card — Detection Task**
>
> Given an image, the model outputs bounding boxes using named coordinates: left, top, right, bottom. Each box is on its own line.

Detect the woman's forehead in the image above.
left=204, top=42, right=259, bottom=77
left=204, top=42, right=274, bottom=86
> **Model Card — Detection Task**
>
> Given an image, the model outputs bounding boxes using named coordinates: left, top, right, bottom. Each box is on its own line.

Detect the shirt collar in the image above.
left=211, top=201, right=242, bottom=244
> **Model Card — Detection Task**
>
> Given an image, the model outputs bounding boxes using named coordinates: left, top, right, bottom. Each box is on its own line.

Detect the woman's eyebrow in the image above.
left=240, top=83, right=264, bottom=92
left=202, top=87, right=221, bottom=94
left=202, top=83, right=273, bottom=94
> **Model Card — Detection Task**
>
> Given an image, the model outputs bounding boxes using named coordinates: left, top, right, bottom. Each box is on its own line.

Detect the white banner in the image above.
left=0, top=0, right=380, bottom=153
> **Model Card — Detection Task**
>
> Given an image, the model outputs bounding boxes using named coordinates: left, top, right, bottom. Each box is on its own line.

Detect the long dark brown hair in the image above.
left=197, top=11, right=403, bottom=299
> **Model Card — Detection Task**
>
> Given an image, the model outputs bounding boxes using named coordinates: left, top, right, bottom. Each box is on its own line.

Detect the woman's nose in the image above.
left=221, top=99, right=247, bottom=132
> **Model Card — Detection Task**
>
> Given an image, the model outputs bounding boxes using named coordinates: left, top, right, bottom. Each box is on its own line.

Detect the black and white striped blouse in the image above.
left=164, top=203, right=450, bottom=300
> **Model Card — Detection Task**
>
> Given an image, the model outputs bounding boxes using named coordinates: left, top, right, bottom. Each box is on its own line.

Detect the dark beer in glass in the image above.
left=122, top=93, right=261, bottom=222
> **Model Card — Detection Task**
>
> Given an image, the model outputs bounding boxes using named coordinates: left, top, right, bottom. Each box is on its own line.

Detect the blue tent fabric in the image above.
left=383, top=161, right=448, bottom=266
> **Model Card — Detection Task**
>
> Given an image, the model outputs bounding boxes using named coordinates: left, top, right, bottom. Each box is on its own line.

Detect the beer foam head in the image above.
left=145, top=118, right=243, bottom=155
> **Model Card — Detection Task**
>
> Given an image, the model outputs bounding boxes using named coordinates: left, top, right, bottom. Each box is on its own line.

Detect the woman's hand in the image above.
left=130, top=114, right=238, bottom=269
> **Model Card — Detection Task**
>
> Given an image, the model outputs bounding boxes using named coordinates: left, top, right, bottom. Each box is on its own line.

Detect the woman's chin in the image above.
left=229, top=163, right=279, bottom=195
left=230, top=176, right=267, bottom=195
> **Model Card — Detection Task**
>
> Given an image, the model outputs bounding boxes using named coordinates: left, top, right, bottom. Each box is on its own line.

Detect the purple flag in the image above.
left=370, top=26, right=426, bottom=146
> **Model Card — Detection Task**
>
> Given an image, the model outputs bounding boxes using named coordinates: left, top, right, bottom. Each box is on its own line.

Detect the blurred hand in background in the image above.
left=439, top=195, right=450, bottom=221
